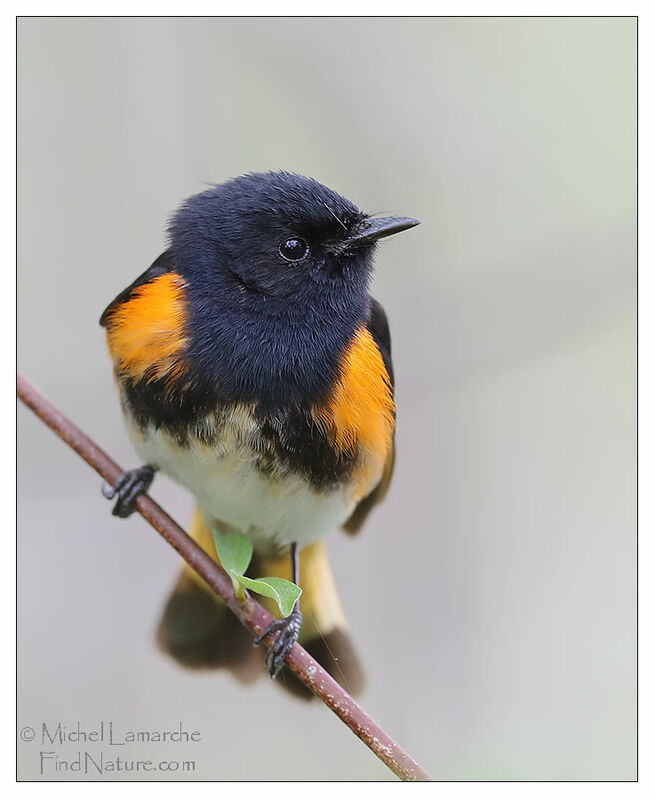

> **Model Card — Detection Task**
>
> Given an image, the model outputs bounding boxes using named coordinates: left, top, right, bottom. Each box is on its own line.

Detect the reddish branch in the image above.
left=17, top=372, right=431, bottom=782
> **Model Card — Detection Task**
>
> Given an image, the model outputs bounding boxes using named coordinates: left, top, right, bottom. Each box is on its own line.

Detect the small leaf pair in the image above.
left=212, top=529, right=302, bottom=618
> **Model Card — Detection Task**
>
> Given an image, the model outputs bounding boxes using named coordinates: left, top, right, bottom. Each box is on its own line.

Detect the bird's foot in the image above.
left=102, top=465, right=155, bottom=518
left=253, top=603, right=302, bottom=678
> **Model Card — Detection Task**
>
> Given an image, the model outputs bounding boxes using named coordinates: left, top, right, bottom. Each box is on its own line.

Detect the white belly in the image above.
left=124, top=409, right=355, bottom=554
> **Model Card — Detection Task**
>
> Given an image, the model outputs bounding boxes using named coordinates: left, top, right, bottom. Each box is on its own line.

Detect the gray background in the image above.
left=18, top=18, right=636, bottom=780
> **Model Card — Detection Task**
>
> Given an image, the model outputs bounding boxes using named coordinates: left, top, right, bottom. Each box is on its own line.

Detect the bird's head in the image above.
left=168, top=171, right=419, bottom=306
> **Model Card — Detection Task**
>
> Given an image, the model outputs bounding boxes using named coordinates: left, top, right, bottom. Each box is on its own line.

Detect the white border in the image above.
left=6, top=7, right=645, bottom=793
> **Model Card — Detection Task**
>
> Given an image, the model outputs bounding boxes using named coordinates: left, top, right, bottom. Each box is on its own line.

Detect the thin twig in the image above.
left=17, top=372, right=431, bottom=782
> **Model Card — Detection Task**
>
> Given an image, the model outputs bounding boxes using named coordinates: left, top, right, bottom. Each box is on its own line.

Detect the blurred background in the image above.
left=17, top=17, right=636, bottom=780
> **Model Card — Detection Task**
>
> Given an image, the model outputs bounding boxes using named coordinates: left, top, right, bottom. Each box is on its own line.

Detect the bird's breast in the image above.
left=118, top=325, right=394, bottom=550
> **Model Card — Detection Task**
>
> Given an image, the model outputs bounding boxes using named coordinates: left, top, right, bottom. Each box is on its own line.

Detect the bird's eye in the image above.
left=279, top=237, right=309, bottom=262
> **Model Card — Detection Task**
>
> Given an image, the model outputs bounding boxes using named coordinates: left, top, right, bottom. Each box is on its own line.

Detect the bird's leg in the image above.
left=253, top=542, right=302, bottom=678
left=102, top=465, right=156, bottom=518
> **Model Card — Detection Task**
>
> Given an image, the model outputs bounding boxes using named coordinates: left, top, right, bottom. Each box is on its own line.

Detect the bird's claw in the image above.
left=254, top=604, right=302, bottom=678
left=102, top=465, right=155, bottom=518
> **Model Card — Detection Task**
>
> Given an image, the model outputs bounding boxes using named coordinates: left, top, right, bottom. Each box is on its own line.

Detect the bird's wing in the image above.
left=99, top=249, right=190, bottom=393
left=99, top=250, right=175, bottom=328
left=342, top=297, right=396, bottom=535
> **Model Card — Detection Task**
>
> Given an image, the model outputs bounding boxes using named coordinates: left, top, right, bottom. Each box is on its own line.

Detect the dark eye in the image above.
left=279, top=237, right=309, bottom=261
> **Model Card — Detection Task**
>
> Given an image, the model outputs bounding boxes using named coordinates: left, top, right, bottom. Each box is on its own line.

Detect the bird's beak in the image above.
left=344, top=216, right=421, bottom=247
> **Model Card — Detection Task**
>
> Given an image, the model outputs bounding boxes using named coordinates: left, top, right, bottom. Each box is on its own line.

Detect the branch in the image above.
left=17, top=372, right=431, bottom=782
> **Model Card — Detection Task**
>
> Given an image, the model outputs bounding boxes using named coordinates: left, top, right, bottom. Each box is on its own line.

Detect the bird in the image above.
left=100, top=171, right=419, bottom=698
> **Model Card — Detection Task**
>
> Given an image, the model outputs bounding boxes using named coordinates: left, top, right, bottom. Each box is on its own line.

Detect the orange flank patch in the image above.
left=312, top=326, right=395, bottom=498
left=105, top=273, right=189, bottom=386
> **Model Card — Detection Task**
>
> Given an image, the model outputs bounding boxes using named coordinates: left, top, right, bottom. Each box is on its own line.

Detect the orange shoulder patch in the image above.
left=105, top=272, right=189, bottom=385
left=312, top=326, right=395, bottom=497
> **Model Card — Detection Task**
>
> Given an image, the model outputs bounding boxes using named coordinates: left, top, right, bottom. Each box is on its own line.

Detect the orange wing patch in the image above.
left=312, top=326, right=395, bottom=498
left=105, top=272, right=189, bottom=386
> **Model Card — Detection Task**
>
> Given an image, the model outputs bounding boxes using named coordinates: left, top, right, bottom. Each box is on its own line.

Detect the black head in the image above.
left=168, top=171, right=419, bottom=304
left=166, top=172, right=419, bottom=407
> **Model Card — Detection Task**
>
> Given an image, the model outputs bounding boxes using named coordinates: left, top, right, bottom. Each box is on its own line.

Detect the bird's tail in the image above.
left=156, top=508, right=364, bottom=699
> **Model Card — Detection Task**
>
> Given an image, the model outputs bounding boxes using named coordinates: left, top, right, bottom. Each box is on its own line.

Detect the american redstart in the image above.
left=100, top=171, right=419, bottom=698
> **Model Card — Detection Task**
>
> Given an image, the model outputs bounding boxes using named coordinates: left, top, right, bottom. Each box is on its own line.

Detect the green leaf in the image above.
left=212, top=529, right=253, bottom=578
left=234, top=575, right=302, bottom=618
left=211, top=530, right=301, bottom=614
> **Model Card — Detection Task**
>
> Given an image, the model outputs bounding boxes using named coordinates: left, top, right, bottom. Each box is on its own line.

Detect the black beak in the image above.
left=344, top=216, right=421, bottom=247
